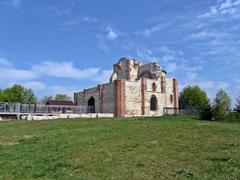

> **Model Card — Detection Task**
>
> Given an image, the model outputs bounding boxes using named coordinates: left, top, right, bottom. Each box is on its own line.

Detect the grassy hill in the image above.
left=0, top=116, right=239, bottom=179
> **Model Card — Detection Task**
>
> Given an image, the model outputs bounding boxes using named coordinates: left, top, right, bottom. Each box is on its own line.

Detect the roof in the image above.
left=45, top=100, right=74, bottom=106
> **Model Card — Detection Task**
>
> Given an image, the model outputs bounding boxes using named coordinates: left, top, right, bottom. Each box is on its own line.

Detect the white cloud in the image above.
left=198, top=81, right=215, bottom=89
left=186, top=72, right=198, bottom=81
left=0, top=58, right=13, bottom=67
left=188, top=31, right=227, bottom=41
left=3, top=0, right=22, bottom=8
left=11, top=0, right=21, bottom=7
left=0, top=58, right=114, bottom=99
left=22, top=81, right=46, bottom=91
left=96, top=34, right=110, bottom=53
left=136, top=47, right=161, bottom=62
left=166, top=63, right=177, bottom=73
left=47, top=2, right=75, bottom=16
left=220, top=0, right=240, bottom=10
left=63, top=16, right=98, bottom=29
left=83, top=16, right=98, bottom=23
left=106, top=26, right=119, bottom=40
left=92, top=70, right=112, bottom=83
left=162, top=54, right=175, bottom=62
left=64, top=20, right=80, bottom=28
left=215, top=81, right=230, bottom=89
left=49, top=7, right=72, bottom=16
left=32, top=61, right=100, bottom=80
left=0, top=58, right=111, bottom=83
left=0, top=67, right=38, bottom=83
left=142, top=21, right=174, bottom=37
left=199, top=0, right=240, bottom=18
left=0, top=58, right=38, bottom=85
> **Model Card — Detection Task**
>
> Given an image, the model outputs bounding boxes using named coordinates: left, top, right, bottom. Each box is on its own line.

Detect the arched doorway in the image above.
left=150, top=95, right=158, bottom=111
left=88, top=97, right=95, bottom=113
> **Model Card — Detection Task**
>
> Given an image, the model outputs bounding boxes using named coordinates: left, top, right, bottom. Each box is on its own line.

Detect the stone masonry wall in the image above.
left=138, top=63, right=166, bottom=79
left=102, top=83, right=115, bottom=113
left=74, top=83, right=115, bottom=114
left=165, top=78, right=175, bottom=108
left=111, top=59, right=140, bottom=82
left=144, top=78, right=166, bottom=116
left=125, top=81, right=142, bottom=116
left=83, top=87, right=99, bottom=112
left=124, top=77, right=175, bottom=117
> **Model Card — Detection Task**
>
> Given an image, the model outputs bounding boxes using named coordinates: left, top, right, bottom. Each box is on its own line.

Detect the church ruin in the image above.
left=74, top=58, right=179, bottom=117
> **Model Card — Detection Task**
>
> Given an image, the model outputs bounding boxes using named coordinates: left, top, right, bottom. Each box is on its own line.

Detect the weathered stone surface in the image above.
left=125, top=81, right=141, bottom=116
left=110, top=58, right=166, bottom=82
left=139, top=62, right=166, bottom=79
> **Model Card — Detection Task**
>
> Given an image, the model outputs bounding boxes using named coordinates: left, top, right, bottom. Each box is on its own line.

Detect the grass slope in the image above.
left=0, top=116, right=240, bottom=179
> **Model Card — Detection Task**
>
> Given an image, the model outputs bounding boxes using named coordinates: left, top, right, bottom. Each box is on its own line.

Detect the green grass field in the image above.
left=0, top=116, right=240, bottom=179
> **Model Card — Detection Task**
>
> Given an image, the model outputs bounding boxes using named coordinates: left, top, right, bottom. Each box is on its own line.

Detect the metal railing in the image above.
left=0, top=102, right=95, bottom=114
left=163, top=107, right=200, bottom=117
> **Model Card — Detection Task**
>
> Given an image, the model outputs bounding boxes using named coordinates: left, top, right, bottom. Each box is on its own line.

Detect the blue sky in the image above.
left=0, top=0, right=239, bottom=105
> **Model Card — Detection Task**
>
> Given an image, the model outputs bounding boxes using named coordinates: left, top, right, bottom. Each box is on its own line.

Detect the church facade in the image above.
left=74, top=58, right=179, bottom=117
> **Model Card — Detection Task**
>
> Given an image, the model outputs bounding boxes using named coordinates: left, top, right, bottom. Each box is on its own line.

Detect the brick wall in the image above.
left=173, top=78, right=179, bottom=108
left=114, top=80, right=126, bottom=117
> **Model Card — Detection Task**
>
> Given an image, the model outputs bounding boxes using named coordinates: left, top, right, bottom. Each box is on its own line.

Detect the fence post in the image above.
left=16, top=103, right=21, bottom=113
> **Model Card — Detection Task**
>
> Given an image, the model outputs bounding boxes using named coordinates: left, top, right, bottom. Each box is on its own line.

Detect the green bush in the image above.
left=179, top=86, right=212, bottom=120
left=236, top=96, right=240, bottom=113
left=224, top=112, right=240, bottom=122
left=0, top=84, right=36, bottom=104
left=212, top=89, right=231, bottom=121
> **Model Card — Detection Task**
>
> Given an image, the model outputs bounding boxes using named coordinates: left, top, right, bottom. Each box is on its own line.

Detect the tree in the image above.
left=55, top=94, right=71, bottom=101
left=236, top=95, right=240, bottom=113
left=40, top=96, right=53, bottom=104
left=22, top=89, right=37, bottom=104
left=2, top=84, right=37, bottom=104
left=212, top=89, right=231, bottom=120
left=4, top=84, right=25, bottom=103
left=0, top=89, right=4, bottom=101
left=179, top=86, right=212, bottom=120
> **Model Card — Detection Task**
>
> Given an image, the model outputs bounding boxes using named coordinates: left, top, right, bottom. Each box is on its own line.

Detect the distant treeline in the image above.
left=179, top=86, right=240, bottom=122
left=0, top=84, right=71, bottom=104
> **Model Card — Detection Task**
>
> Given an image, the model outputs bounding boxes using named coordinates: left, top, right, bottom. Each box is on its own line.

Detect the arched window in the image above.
left=88, top=97, right=95, bottom=113
left=152, top=83, right=157, bottom=92
left=150, top=95, right=158, bottom=111
left=170, top=95, right=173, bottom=104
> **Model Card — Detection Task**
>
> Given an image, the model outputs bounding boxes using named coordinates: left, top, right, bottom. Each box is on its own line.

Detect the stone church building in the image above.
left=74, top=58, right=179, bottom=117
